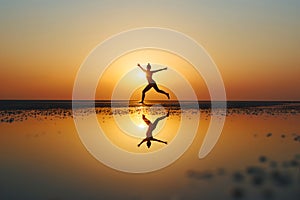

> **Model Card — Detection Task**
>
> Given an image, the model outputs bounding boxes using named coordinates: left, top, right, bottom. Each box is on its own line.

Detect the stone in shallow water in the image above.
left=266, top=133, right=272, bottom=137
left=259, top=155, right=267, bottom=163
left=246, top=166, right=265, bottom=176
left=294, top=136, right=300, bottom=142
left=270, top=170, right=292, bottom=187
left=232, top=171, right=245, bottom=182
left=251, top=175, right=265, bottom=186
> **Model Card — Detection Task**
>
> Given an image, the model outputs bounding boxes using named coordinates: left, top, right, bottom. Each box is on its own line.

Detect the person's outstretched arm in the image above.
left=151, top=67, right=167, bottom=73
left=137, top=63, right=146, bottom=72
left=151, top=138, right=167, bottom=144
left=142, top=114, right=151, bottom=125
left=137, top=138, right=147, bottom=147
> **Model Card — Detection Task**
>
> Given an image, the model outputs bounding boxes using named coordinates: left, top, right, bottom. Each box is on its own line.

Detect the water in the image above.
left=0, top=101, right=299, bottom=200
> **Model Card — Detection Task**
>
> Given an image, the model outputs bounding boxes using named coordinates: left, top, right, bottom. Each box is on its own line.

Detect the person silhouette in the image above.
left=137, top=112, right=169, bottom=148
left=137, top=63, right=170, bottom=104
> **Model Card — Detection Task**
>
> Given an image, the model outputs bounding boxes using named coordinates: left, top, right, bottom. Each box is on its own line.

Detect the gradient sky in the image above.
left=0, top=0, right=299, bottom=100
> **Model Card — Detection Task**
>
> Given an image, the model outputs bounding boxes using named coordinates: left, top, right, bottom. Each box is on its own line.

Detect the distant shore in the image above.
left=0, top=100, right=299, bottom=110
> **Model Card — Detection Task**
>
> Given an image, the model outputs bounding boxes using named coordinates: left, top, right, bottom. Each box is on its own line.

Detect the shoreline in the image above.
left=0, top=100, right=299, bottom=110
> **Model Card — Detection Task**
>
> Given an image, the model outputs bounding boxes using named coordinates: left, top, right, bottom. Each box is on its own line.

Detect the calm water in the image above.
left=0, top=101, right=299, bottom=200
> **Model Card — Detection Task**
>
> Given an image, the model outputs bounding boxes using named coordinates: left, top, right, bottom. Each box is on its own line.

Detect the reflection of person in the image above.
left=137, top=63, right=170, bottom=104
left=137, top=112, right=169, bottom=148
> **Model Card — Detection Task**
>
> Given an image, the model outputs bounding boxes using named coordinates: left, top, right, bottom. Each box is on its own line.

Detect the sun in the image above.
left=137, top=124, right=146, bottom=129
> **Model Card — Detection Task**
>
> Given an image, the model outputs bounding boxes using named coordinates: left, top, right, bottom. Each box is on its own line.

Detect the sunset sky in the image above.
left=0, top=0, right=299, bottom=100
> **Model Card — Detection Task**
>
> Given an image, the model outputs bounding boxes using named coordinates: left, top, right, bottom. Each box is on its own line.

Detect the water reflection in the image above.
left=0, top=101, right=300, bottom=199
left=137, top=111, right=169, bottom=148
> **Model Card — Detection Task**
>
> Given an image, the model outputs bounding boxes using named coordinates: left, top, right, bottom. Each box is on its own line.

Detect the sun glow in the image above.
left=96, top=49, right=209, bottom=100
left=138, top=124, right=146, bottom=129
left=137, top=71, right=145, bottom=79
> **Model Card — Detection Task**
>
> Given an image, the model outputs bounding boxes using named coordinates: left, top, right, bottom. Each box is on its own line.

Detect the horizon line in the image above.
left=0, top=99, right=300, bottom=102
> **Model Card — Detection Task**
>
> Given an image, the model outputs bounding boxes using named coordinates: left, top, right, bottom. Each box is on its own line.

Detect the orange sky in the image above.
left=0, top=1, right=299, bottom=100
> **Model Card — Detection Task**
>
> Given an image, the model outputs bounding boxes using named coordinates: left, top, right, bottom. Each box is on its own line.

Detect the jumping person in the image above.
left=137, top=112, right=169, bottom=148
left=137, top=63, right=170, bottom=103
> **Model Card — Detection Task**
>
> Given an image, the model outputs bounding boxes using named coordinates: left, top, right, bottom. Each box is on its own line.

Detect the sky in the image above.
left=0, top=0, right=299, bottom=100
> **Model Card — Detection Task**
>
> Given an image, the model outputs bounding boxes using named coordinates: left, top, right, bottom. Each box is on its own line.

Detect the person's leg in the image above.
left=140, top=84, right=152, bottom=103
left=151, top=115, right=168, bottom=129
left=153, top=84, right=170, bottom=99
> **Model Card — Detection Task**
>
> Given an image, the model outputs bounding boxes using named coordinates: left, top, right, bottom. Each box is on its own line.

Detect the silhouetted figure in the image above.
left=137, top=63, right=170, bottom=103
left=137, top=112, right=169, bottom=148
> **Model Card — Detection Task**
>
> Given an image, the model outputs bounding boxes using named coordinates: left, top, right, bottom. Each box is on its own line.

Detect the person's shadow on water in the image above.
left=137, top=111, right=169, bottom=148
